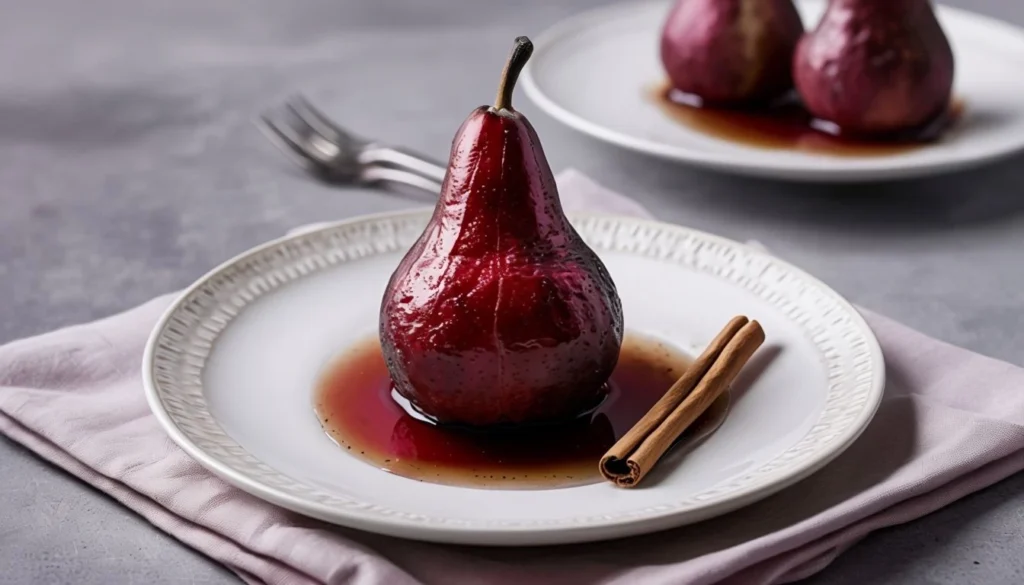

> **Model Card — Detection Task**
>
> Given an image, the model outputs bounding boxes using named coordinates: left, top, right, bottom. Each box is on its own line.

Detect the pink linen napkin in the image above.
left=3, top=169, right=1024, bottom=585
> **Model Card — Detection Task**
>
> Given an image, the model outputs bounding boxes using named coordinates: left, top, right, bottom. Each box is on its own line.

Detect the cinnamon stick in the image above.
left=600, top=317, right=765, bottom=487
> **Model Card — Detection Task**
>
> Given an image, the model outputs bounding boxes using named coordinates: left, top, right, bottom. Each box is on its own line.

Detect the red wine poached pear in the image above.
left=378, top=37, right=624, bottom=428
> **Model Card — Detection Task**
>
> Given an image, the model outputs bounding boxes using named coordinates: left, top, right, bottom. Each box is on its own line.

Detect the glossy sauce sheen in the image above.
left=315, top=332, right=707, bottom=489
left=652, top=83, right=964, bottom=156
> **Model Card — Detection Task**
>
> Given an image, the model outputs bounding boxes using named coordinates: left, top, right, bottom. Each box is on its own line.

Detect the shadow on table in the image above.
left=575, top=138, right=1024, bottom=235
left=799, top=469, right=1024, bottom=585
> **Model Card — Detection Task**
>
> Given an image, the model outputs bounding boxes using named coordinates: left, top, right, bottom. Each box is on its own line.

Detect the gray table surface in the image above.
left=2, top=0, right=1024, bottom=583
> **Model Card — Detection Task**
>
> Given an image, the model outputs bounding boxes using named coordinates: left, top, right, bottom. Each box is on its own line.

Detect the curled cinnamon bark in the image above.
left=600, top=317, right=765, bottom=487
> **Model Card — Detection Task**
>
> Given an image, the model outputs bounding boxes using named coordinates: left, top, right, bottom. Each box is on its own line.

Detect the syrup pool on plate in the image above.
left=314, top=332, right=723, bottom=489
left=651, top=82, right=965, bottom=157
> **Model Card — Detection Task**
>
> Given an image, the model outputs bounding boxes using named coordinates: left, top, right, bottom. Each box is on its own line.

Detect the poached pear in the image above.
left=379, top=37, right=624, bottom=428
left=793, top=0, right=955, bottom=136
left=660, top=0, right=805, bottom=106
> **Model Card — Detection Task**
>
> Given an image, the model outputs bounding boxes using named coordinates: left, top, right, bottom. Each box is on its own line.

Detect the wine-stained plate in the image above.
left=520, top=0, right=1024, bottom=182
left=143, top=211, right=884, bottom=546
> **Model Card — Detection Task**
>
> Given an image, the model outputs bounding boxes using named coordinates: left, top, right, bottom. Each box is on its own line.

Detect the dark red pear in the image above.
left=379, top=37, right=624, bottom=428
left=660, top=0, right=804, bottom=106
left=793, top=0, right=955, bottom=136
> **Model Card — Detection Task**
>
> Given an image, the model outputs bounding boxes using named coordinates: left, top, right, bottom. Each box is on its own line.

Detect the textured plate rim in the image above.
left=520, top=0, right=1024, bottom=182
left=142, top=209, right=885, bottom=545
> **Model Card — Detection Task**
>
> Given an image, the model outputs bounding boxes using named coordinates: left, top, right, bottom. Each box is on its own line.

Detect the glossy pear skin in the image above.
left=660, top=0, right=804, bottom=105
left=379, top=107, right=624, bottom=428
left=793, top=0, right=954, bottom=135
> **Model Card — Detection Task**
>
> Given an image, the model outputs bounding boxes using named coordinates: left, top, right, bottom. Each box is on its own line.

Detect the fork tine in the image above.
left=256, top=113, right=321, bottom=170
left=286, top=95, right=350, bottom=142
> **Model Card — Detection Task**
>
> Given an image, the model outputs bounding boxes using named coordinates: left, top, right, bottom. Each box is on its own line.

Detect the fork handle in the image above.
left=359, top=166, right=446, bottom=200
left=359, top=146, right=447, bottom=193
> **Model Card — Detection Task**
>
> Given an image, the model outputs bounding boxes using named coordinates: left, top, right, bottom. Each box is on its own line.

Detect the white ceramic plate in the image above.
left=521, top=0, right=1024, bottom=182
left=143, top=211, right=884, bottom=545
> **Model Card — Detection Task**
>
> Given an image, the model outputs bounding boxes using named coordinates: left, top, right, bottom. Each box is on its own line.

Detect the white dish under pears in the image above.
left=521, top=0, right=1024, bottom=182
left=143, top=210, right=884, bottom=546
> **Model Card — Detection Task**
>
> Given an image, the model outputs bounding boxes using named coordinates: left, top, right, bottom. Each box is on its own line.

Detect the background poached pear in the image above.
left=793, top=0, right=955, bottom=135
left=660, top=0, right=805, bottom=106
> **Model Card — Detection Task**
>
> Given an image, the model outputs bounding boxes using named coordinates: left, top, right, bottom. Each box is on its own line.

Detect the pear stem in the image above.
left=493, top=36, right=534, bottom=112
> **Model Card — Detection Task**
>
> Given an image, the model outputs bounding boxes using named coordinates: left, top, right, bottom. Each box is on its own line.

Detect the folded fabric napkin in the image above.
left=3, top=170, right=1024, bottom=585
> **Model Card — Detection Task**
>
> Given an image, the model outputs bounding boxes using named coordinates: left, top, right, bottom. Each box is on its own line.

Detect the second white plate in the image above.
left=521, top=0, right=1024, bottom=182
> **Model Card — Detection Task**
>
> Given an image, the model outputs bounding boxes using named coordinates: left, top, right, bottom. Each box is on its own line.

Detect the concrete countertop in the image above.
left=2, top=0, right=1023, bottom=583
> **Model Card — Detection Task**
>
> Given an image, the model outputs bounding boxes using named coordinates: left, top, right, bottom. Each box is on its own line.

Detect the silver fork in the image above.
left=257, top=95, right=447, bottom=197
